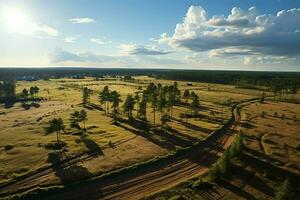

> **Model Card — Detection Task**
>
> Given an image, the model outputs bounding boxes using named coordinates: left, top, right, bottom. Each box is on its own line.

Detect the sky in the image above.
left=0, top=0, right=300, bottom=71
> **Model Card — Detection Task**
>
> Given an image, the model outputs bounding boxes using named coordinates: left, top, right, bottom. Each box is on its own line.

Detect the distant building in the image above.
left=16, top=76, right=39, bottom=81
left=72, top=74, right=85, bottom=79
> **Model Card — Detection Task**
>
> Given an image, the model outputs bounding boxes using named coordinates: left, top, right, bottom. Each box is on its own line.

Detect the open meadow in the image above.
left=1, top=74, right=299, bottom=200
left=145, top=99, right=300, bottom=200
left=0, top=76, right=239, bottom=192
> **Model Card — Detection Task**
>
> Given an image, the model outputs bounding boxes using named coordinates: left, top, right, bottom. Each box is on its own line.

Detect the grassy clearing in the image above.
left=0, top=77, right=232, bottom=189
left=145, top=100, right=300, bottom=200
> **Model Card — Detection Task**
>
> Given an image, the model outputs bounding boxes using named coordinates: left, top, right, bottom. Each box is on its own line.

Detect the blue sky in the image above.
left=0, top=0, right=300, bottom=71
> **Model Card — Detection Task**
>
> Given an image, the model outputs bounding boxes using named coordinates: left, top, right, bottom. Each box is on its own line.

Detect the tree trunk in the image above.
left=153, top=108, right=156, bottom=127
left=56, top=131, right=59, bottom=143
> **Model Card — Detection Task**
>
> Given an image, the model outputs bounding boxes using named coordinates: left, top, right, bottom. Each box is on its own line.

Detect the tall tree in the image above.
left=70, top=111, right=81, bottom=130
left=82, top=87, right=90, bottom=105
left=183, top=89, right=190, bottom=122
left=22, top=88, right=29, bottom=98
left=79, top=110, right=87, bottom=130
left=138, top=94, right=147, bottom=120
left=151, top=93, right=158, bottom=127
left=190, top=94, right=200, bottom=116
left=30, top=86, right=35, bottom=97
left=110, top=91, right=121, bottom=120
left=0, top=81, right=16, bottom=100
left=123, top=95, right=135, bottom=118
left=99, top=86, right=110, bottom=114
left=45, top=118, right=65, bottom=143
left=158, top=94, right=167, bottom=126
left=134, top=92, right=140, bottom=117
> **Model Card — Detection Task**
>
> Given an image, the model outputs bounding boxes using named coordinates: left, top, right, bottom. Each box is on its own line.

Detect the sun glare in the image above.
left=2, top=7, right=29, bottom=32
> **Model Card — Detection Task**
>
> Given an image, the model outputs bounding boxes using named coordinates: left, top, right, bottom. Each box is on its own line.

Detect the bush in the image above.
left=4, top=145, right=14, bottom=151
left=45, top=141, right=66, bottom=150
left=275, top=178, right=295, bottom=200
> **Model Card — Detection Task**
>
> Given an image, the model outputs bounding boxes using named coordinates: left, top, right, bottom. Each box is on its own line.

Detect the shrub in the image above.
left=4, top=145, right=14, bottom=151
left=275, top=178, right=295, bottom=200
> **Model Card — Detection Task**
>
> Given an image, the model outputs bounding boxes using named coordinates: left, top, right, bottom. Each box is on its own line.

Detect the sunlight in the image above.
left=2, top=7, right=29, bottom=32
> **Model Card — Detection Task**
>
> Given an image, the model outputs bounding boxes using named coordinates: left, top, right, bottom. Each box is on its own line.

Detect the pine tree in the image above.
left=138, top=95, right=147, bottom=120
left=82, top=87, right=90, bottom=105
left=183, top=89, right=190, bottom=122
left=70, top=111, right=81, bottom=130
left=123, top=95, right=135, bottom=118
left=190, top=94, right=200, bottom=116
left=99, top=86, right=110, bottom=114
left=275, top=178, right=295, bottom=200
left=22, top=88, right=29, bottom=98
left=45, top=118, right=65, bottom=143
left=110, top=91, right=121, bottom=120
left=151, top=93, right=158, bottom=127
left=79, top=110, right=87, bottom=130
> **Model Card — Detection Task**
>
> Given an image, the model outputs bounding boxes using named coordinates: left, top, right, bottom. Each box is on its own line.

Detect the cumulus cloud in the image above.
left=69, top=17, right=96, bottom=24
left=243, top=55, right=296, bottom=65
left=90, top=38, right=112, bottom=45
left=119, top=43, right=172, bottom=55
left=64, top=37, right=77, bottom=43
left=50, top=48, right=114, bottom=63
left=163, top=6, right=300, bottom=58
left=50, top=48, right=181, bottom=67
left=26, top=23, right=59, bottom=37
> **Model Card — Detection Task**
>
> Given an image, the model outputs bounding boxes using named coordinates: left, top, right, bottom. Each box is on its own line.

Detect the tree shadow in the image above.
left=191, top=183, right=222, bottom=200
left=243, top=147, right=285, bottom=166
left=219, top=179, right=258, bottom=200
left=81, top=137, right=104, bottom=157
left=113, top=122, right=176, bottom=150
left=164, top=126, right=200, bottom=142
left=173, top=118, right=213, bottom=134
left=47, top=151, right=92, bottom=184
left=229, top=163, right=275, bottom=197
left=86, top=103, right=104, bottom=111
left=4, top=101, right=15, bottom=109
left=239, top=152, right=298, bottom=182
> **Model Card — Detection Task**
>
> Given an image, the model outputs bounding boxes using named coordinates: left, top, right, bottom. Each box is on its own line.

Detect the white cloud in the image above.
left=90, top=38, right=112, bottom=45
left=69, top=17, right=96, bottom=24
left=243, top=55, right=296, bottom=65
left=165, top=6, right=300, bottom=59
left=119, top=43, right=172, bottom=55
left=64, top=37, right=77, bottom=43
left=50, top=48, right=180, bottom=67
left=90, top=38, right=104, bottom=45
left=26, top=22, right=59, bottom=37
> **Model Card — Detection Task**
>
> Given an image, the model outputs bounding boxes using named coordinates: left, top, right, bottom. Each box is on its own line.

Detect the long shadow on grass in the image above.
left=219, top=179, right=257, bottom=200
left=173, top=118, right=213, bottom=134
left=114, top=122, right=176, bottom=150
left=113, top=118, right=198, bottom=150
left=239, top=152, right=299, bottom=182
left=81, top=137, right=104, bottom=157
left=228, top=163, right=275, bottom=197
left=48, top=151, right=92, bottom=184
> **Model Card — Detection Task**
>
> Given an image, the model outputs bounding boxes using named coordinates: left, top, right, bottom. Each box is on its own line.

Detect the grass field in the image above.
left=145, top=100, right=300, bottom=200
left=0, top=76, right=237, bottom=188
left=2, top=75, right=299, bottom=199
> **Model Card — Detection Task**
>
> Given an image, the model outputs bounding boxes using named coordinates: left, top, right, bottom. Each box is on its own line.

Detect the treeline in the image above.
left=0, top=80, right=41, bottom=102
left=1, top=68, right=299, bottom=93
left=0, top=81, right=16, bottom=101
